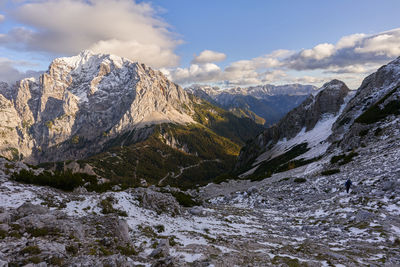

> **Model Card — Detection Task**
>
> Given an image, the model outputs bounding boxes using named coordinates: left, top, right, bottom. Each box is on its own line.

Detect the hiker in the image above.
left=345, top=179, right=352, bottom=193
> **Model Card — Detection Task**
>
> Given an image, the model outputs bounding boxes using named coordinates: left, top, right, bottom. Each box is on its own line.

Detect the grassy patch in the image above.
left=11, top=169, right=97, bottom=192
left=293, top=178, right=307, bottom=183
left=330, top=152, right=358, bottom=165
left=154, top=224, right=165, bottom=233
left=20, top=246, right=41, bottom=255
left=355, top=87, right=400, bottom=124
left=359, top=129, right=369, bottom=136
left=99, top=196, right=128, bottom=217
left=170, top=191, right=199, bottom=207
left=26, top=227, right=60, bottom=237
left=247, top=143, right=310, bottom=181
left=117, top=245, right=137, bottom=256
left=321, top=169, right=340, bottom=176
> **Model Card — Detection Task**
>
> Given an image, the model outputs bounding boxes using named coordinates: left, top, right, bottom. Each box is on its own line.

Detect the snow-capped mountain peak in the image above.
left=0, top=51, right=193, bottom=162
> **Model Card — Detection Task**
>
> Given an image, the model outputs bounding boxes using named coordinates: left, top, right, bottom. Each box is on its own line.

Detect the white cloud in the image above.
left=355, top=31, right=400, bottom=57
left=300, top=43, right=335, bottom=60
left=336, top=33, right=366, bottom=49
left=0, top=0, right=180, bottom=68
left=192, top=50, right=226, bottom=64
left=160, top=29, right=400, bottom=87
left=168, top=63, right=222, bottom=84
left=168, top=50, right=288, bottom=86
left=261, top=70, right=287, bottom=83
left=286, top=28, right=400, bottom=71
left=0, top=14, right=5, bottom=23
left=290, top=75, right=326, bottom=84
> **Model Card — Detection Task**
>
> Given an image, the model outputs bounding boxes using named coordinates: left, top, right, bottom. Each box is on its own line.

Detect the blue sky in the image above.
left=0, top=0, right=400, bottom=88
left=149, top=0, right=400, bottom=66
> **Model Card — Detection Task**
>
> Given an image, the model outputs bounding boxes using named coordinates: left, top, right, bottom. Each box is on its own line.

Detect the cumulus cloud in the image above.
left=166, top=63, right=222, bottom=84
left=168, top=50, right=288, bottom=86
left=165, top=29, right=400, bottom=88
left=286, top=28, right=400, bottom=71
left=261, top=70, right=287, bottom=83
left=192, top=50, right=226, bottom=64
left=0, top=58, right=43, bottom=83
left=300, top=43, right=335, bottom=60
left=0, top=0, right=180, bottom=68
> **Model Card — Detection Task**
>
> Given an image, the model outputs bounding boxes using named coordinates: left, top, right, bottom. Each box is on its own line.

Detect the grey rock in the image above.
left=383, top=181, right=397, bottom=191
left=151, top=256, right=176, bottom=267
left=0, top=260, right=7, bottom=267
left=189, top=206, right=205, bottom=216
left=355, top=210, right=374, bottom=222
left=16, top=202, right=49, bottom=217
left=0, top=224, right=10, bottom=232
left=0, top=212, right=11, bottom=224
left=112, top=185, right=122, bottom=191
left=73, top=186, right=88, bottom=194
left=115, top=219, right=131, bottom=244
left=135, top=188, right=182, bottom=215
left=247, top=186, right=259, bottom=195
left=149, top=239, right=169, bottom=259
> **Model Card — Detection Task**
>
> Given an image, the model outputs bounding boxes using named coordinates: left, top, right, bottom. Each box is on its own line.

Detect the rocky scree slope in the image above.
left=236, top=79, right=351, bottom=178
left=186, top=84, right=317, bottom=126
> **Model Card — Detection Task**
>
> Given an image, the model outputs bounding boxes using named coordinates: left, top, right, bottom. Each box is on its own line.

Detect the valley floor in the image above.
left=0, top=134, right=400, bottom=266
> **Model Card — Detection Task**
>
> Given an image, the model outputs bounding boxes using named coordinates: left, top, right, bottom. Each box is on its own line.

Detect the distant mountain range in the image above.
left=186, top=84, right=318, bottom=125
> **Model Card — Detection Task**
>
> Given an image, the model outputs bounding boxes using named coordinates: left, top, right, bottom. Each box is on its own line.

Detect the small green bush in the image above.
left=99, top=196, right=127, bottom=216
left=20, top=246, right=41, bottom=255
left=66, top=245, right=78, bottom=255
left=170, top=191, right=199, bottom=207
left=117, top=245, right=137, bottom=256
left=0, top=229, right=6, bottom=239
left=26, top=227, right=60, bottom=237
left=330, top=152, right=358, bottom=165
left=359, top=129, right=369, bottom=136
left=11, top=169, right=97, bottom=191
left=154, top=224, right=165, bottom=233
left=374, top=127, right=383, bottom=136
left=293, top=178, right=307, bottom=183
left=321, top=169, right=340, bottom=176
left=355, top=87, right=400, bottom=124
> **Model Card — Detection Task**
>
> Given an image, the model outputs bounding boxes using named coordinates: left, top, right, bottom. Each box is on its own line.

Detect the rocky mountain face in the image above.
left=236, top=79, right=350, bottom=174
left=186, top=84, right=317, bottom=126
left=329, top=57, right=400, bottom=152
left=0, top=51, right=193, bottom=163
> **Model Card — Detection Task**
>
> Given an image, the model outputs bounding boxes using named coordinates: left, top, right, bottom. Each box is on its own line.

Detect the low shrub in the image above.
left=11, top=169, right=97, bottom=191
left=170, top=191, right=199, bottom=207
left=321, top=169, right=340, bottom=176
left=293, top=178, right=307, bottom=183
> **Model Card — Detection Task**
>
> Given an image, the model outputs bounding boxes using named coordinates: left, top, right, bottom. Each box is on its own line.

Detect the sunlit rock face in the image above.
left=0, top=51, right=193, bottom=163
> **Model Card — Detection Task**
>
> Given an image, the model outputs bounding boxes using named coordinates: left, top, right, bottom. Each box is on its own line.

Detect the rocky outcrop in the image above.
left=329, top=57, right=400, bottom=151
left=0, top=51, right=194, bottom=163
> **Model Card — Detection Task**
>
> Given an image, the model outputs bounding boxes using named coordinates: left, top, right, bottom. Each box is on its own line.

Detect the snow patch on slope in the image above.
left=253, top=92, right=354, bottom=167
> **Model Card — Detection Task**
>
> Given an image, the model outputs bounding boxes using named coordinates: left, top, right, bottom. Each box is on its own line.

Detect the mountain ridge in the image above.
left=235, top=57, right=400, bottom=180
